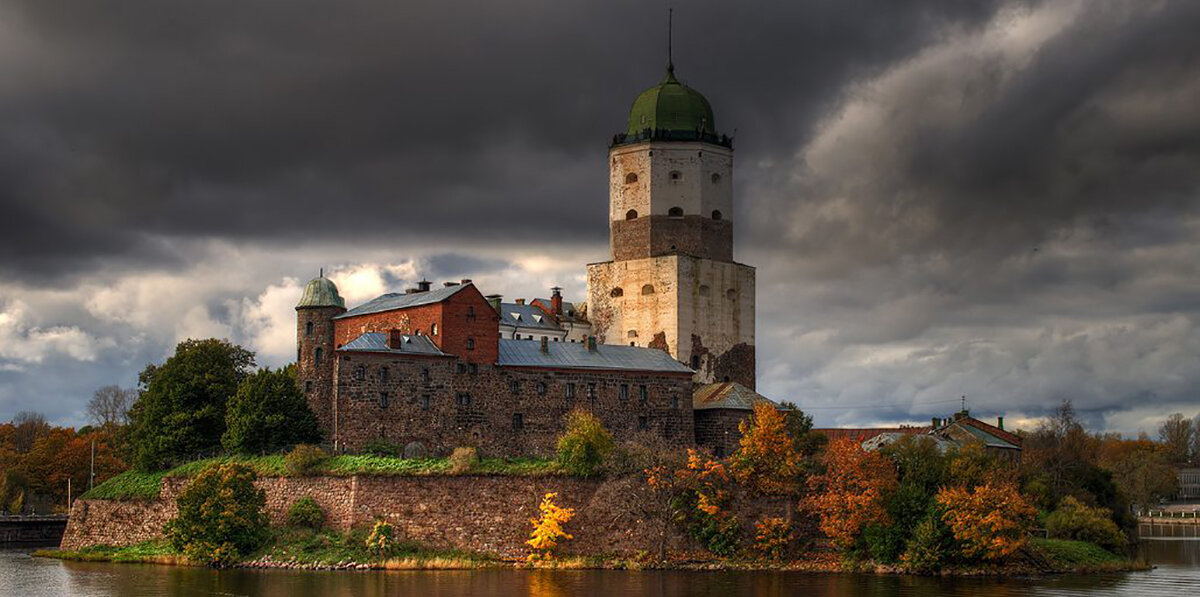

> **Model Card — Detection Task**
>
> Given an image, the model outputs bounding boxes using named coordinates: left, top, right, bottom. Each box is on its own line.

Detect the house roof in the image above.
left=814, top=427, right=931, bottom=443
left=334, top=284, right=470, bottom=319
left=498, top=302, right=562, bottom=332
left=337, top=332, right=447, bottom=356
left=692, top=382, right=780, bottom=411
left=530, top=298, right=588, bottom=324
left=496, top=338, right=693, bottom=374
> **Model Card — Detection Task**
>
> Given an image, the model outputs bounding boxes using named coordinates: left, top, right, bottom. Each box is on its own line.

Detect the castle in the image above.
left=297, top=58, right=774, bottom=457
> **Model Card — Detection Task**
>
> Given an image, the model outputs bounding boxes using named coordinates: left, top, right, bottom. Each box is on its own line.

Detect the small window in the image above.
left=314, top=347, right=323, bottom=362
left=699, top=285, right=710, bottom=297
left=641, top=284, right=655, bottom=295
left=457, top=363, right=467, bottom=374
left=726, top=289, right=737, bottom=300
left=669, top=170, right=681, bottom=181
left=587, top=383, right=597, bottom=400
left=380, top=367, right=389, bottom=382
left=469, top=363, right=478, bottom=374
left=566, top=383, right=576, bottom=399
left=421, top=394, right=430, bottom=410
left=625, top=209, right=638, bottom=220
left=510, top=380, right=521, bottom=394
left=467, top=306, right=476, bottom=320
left=619, top=384, right=629, bottom=402
left=690, top=355, right=700, bottom=369
left=305, top=381, right=313, bottom=392
left=625, top=172, right=638, bottom=184
left=513, top=413, right=524, bottom=430
left=711, top=210, right=722, bottom=221
left=711, top=173, right=722, bottom=184
left=431, top=323, right=438, bottom=336
left=305, top=321, right=314, bottom=337
left=467, top=337, right=475, bottom=350
left=457, top=393, right=472, bottom=407
left=422, top=368, right=430, bottom=383
left=668, top=206, right=683, bottom=217
left=627, top=330, right=638, bottom=338
left=610, top=287, right=624, bottom=298
left=639, top=385, right=648, bottom=405
left=354, top=365, right=366, bottom=381
left=714, top=445, right=726, bottom=458
left=638, top=416, right=649, bottom=431
left=672, top=395, right=680, bottom=409
left=380, top=392, right=389, bottom=409
left=537, top=381, right=547, bottom=395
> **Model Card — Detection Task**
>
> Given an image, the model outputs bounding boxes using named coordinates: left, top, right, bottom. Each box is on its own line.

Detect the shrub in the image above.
left=526, top=492, right=575, bottom=560
left=677, top=451, right=740, bottom=556
left=449, top=447, right=479, bottom=474
left=730, top=402, right=803, bottom=495
left=221, top=365, right=321, bottom=454
left=285, top=444, right=327, bottom=476
left=362, top=438, right=402, bottom=457
left=365, top=520, right=395, bottom=559
left=555, top=409, right=614, bottom=478
left=902, top=515, right=957, bottom=574
left=1045, top=496, right=1127, bottom=552
left=937, top=483, right=1035, bottom=563
left=752, top=517, right=792, bottom=561
left=163, top=463, right=268, bottom=567
left=287, top=496, right=325, bottom=529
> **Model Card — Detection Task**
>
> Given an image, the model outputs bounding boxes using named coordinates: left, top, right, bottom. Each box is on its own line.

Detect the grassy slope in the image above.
left=1031, top=538, right=1137, bottom=573
left=80, top=455, right=561, bottom=501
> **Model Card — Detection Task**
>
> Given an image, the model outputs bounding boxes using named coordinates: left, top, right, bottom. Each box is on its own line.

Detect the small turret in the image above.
left=296, top=271, right=346, bottom=440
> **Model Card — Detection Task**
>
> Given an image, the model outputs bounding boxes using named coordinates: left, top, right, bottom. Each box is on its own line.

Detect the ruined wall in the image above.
left=62, top=475, right=789, bottom=559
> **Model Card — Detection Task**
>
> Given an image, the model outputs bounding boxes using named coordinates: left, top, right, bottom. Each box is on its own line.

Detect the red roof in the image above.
left=813, top=427, right=931, bottom=443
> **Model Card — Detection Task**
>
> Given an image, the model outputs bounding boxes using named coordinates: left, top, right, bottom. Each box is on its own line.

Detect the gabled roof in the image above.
left=334, top=284, right=470, bottom=319
left=337, top=332, right=447, bottom=356
left=814, top=427, right=931, bottom=443
left=496, top=338, right=692, bottom=374
left=530, top=298, right=588, bottom=324
left=499, top=303, right=562, bottom=332
left=692, top=382, right=780, bottom=411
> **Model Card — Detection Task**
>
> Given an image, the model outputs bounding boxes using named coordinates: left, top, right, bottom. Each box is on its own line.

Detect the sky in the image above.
left=1, top=0, right=1198, bottom=434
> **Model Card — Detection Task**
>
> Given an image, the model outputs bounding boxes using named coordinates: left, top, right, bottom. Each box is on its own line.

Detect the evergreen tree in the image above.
left=222, top=365, right=321, bottom=454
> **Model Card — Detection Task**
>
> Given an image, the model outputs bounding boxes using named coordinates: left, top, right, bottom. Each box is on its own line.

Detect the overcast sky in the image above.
left=2, top=0, right=1198, bottom=434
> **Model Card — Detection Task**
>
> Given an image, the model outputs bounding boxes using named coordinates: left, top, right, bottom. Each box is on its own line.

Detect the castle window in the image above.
left=711, top=173, right=721, bottom=184
left=672, top=395, right=680, bottom=409
left=537, top=381, right=547, bottom=395
left=638, top=416, right=649, bottom=431
left=627, top=330, right=638, bottom=338
left=305, top=321, right=313, bottom=337
left=314, top=347, right=323, bottom=362
left=467, top=306, right=476, bottom=320
left=690, top=355, right=700, bottom=369
left=305, top=381, right=312, bottom=392
left=699, top=285, right=710, bottom=297
left=669, top=170, right=681, bottom=182
left=610, top=287, right=624, bottom=298
left=457, top=363, right=467, bottom=374
left=466, top=337, right=475, bottom=350
left=619, top=384, right=629, bottom=402
left=726, top=289, right=737, bottom=300
left=380, top=392, right=389, bottom=409
left=431, top=323, right=438, bottom=336
left=457, top=392, right=472, bottom=407
left=711, top=210, right=722, bottom=221
left=587, top=383, right=597, bottom=400
left=625, top=209, right=638, bottom=220
left=422, top=368, right=430, bottom=383
left=354, top=366, right=366, bottom=381
left=625, top=172, right=638, bottom=184
left=380, top=367, right=389, bottom=382
left=510, top=380, right=520, bottom=394
left=639, top=385, right=648, bottom=405
left=512, top=413, right=524, bottom=430
left=421, top=395, right=430, bottom=410
left=668, top=206, right=683, bottom=217
left=566, top=383, right=576, bottom=399
left=641, top=284, right=655, bottom=295
left=469, top=363, right=478, bottom=374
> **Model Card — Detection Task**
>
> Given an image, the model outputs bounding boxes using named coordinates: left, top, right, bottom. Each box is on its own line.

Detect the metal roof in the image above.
left=334, top=284, right=469, bottom=319
left=692, top=382, right=780, bottom=411
left=297, top=277, right=345, bottom=309
left=498, top=303, right=562, bottom=332
left=338, top=332, right=447, bottom=356
left=496, top=339, right=692, bottom=374
left=530, top=298, right=587, bottom=323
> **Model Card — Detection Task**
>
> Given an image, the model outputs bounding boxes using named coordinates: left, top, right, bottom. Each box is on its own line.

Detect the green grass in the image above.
left=1031, top=538, right=1131, bottom=572
left=35, top=540, right=183, bottom=564
left=81, top=454, right=562, bottom=501
left=260, top=526, right=499, bottom=567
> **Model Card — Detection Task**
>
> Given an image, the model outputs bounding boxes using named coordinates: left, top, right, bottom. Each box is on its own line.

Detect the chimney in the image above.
left=417, top=279, right=431, bottom=292
left=460, top=278, right=472, bottom=285
left=485, top=294, right=502, bottom=313
left=515, top=298, right=525, bottom=305
left=388, top=329, right=403, bottom=350
left=932, top=417, right=940, bottom=429
left=540, top=336, right=549, bottom=354
left=443, top=281, right=459, bottom=287
left=587, top=336, right=597, bottom=352
left=405, top=288, right=418, bottom=294
left=997, top=416, right=1004, bottom=430
left=551, top=286, right=563, bottom=317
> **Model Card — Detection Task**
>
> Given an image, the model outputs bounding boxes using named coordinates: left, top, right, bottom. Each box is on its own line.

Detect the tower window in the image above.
left=354, top=365, right=366, bottom=381
left=627, top=330, right=638, bottom=338
left=305, top=321, right=313, bottom=336
left=422, top=368, right=430, bottom=383
left=625, top=172, right=638, bottom=184
left=380, top=367, right=389, bottom=382
left=537, top=381, right=547, bottom=395
left=510, top=380, right=520, bottom=394
left=727, top=289, right=737, bottom=300
left=641, top=284, right=655, bottom=295
left=668, top=206, right=683, bottom=217
left=625, top=209, right=638, bottom=220
left=305, top=381, right=312, bottom=392
left=467, top=306, right=476, bottom=320
left=712, top=210, right=723, bottom=221
left=380, top=392, right=389, bottom=409
left=711, top=173, right=722, bottom=184
left=669, top=170, right=682, bottom=182
left=699, top=285, right=710, bottom=297
left=314, top=347, right=323, bottom=362
left=610, top=287, right=624, bottom=298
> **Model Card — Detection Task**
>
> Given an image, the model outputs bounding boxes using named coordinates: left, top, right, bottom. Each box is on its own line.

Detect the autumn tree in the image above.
left=526, top=492, right=576, bottom=560
left=1097, top=437, right=1179, bottom=509
left=802, top=437, right=898, bottom=550
left=730, top=402, right=803, bottom=495
left=937, top=483, right=1035, bottom=562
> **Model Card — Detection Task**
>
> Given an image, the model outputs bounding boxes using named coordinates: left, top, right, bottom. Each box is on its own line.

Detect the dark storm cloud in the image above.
left=0, top=0, right=1006, bottom=282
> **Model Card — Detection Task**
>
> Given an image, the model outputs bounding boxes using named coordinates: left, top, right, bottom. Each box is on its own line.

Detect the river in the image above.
left=1, top=541, right=1197, bottom=596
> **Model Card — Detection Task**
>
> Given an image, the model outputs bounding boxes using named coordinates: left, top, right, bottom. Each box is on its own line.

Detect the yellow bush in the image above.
left=526, top=492, right=575, bottom=560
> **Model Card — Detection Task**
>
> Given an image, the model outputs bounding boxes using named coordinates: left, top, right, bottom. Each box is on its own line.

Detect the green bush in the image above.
left=555, top=409, right=614, bottom=478
left=285, top=444, right=328, bottom=476
left=902, top=515, right=957, bottom=574
left=449, top=447, right=478, bottom=474
left=1045, top=496, right=1127, bottom=552
left=222, top=365, right=322, bottom=454
left=362, top=439, right=403, bottom=457
left=164, top=462, right=268, bottom=567
left=287, top=496, right=325, bottom=529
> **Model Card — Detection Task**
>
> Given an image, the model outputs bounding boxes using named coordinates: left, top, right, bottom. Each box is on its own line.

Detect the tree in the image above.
left=164, top=462, right=268, bottom=567
left=11, top=411, right=48, bottom=453
left=802, top=437, right=898, bottom=549
left=730, top=402, right=802, bottom=495
left=1021, top=400, right=1099, bottom=508
left=221, top=365, right=321, bottom=454
left=555, top=409, right=614, bottom=478
left=1159, top=413, right=1194, bottom=465
left=87, top=385, right=136, bottom=429
left=937, top=483, right=1035, bottom=562
left=526, top=492, right=576, bottom=560
left=128, top=339, right=255, bottom=471
left=1098, top=437, right=1178, bottom=509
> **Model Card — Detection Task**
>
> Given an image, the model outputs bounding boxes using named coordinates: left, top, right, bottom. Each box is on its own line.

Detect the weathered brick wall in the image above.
left=694, top=408, right=752, bottom=458
left=62, top=474, right=790, bottom=559
left=611, top=216, right=733, bottom=262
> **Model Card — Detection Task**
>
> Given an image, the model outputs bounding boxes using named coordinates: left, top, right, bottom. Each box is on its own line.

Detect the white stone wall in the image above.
left=609, top=141, right=733, bottom=222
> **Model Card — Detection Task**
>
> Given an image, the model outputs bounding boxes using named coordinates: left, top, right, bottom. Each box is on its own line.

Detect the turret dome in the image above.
left=626, top=65, right=716, bottom=137
left=296, top=275, right=345, bottom=309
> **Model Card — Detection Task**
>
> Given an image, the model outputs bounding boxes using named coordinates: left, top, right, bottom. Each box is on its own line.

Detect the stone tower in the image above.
left=296, top=274, right=346, bottom=434
left=587, top=62, right=756, bottom=388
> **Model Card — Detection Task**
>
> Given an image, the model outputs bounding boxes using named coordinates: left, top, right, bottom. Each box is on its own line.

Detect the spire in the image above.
left=667, top=8, right=674, bottom=76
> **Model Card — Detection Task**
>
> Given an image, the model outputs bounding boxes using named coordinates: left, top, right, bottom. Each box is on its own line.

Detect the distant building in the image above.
left=815, top=411, right=1022, bottom=461
left=1179, top=469, right=1200, bottom=500
left=494, top=288, right=592, bottom=344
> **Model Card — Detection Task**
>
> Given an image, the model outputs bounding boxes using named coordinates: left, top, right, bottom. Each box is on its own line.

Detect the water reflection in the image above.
left=1, top=542, right=1197, bottom=597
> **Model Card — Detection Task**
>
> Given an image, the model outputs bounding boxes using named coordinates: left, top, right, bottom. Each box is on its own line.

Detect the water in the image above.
left=2, top=542, right=1197, bottom=597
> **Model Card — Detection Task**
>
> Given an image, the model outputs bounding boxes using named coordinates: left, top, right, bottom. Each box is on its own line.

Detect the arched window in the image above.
left=625, top=209, right=638, bottom=220
left=610, top=287, right=624, bottom=298
left=431, top=323, right=438, bottom=336
left=305, top=321, right=313, bottom=336
left=669, top=170, right=682, bottom=181
left=699, top=285, right=710, bottom=297
left=711, top=210, right=722, bottom=221
left=625, top=172, right=638, bottom=184
left=314, top=347, right=323, bottom=362
left=711, top=173, right=722, bottom=184
left=668, top=206, right=683, bottom=217
left=641, top=284, right=655, bottom=295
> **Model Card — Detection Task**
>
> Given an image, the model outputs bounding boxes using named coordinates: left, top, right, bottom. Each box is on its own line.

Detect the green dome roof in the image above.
left=296, top=276, right=345, bottom=309
left=626, top=65, right=716, bottom=136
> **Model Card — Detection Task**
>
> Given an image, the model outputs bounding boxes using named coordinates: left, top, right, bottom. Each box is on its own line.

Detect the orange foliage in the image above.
left=936, top=483, right=1035, bottom=562
left=526, top=492, right=576, bottom=560
left=752, top=516, right=793, bottom=561
left=801, top=438, right=897, bottom=548
left=730, top=402, right=802, bottom=494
